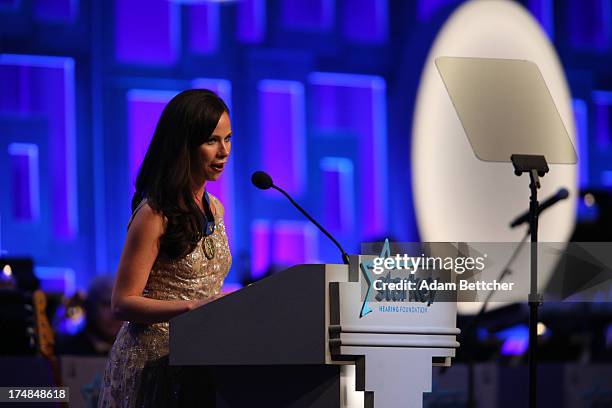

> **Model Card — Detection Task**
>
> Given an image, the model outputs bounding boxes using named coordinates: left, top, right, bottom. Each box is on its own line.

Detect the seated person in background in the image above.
left=56, top=276, right=122, bottom=356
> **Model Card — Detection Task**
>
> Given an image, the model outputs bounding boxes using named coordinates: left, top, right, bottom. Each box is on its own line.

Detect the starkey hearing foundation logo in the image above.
left=359, top=241, right=612, bottom=319
left=359, top=239, right=488, bottom=318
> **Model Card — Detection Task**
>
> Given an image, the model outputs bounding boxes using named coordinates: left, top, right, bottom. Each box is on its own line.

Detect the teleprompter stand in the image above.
left=436, top=56, right=577, bottom=408
left=511, top=154, right=549, bottom=408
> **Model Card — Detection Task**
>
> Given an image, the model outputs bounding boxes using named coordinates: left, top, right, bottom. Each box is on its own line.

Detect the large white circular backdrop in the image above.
left=412, top=0, right=578, bottom=313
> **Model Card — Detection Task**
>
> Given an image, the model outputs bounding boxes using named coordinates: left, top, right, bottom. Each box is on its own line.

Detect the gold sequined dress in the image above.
left=98, top=195, right=231, bottom=407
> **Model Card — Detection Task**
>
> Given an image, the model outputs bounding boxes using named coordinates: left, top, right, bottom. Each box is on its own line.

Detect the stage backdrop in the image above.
left=0, top=0, right=610, bottom=290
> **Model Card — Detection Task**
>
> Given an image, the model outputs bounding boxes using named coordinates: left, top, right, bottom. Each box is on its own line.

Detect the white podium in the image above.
left=328, top=256, right=460, bottom=407
left=170, top=255, right=460, bottom=407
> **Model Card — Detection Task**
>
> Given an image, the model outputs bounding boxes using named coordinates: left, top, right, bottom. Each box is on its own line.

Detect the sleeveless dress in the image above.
left=98, top=195, right=231, bottom=407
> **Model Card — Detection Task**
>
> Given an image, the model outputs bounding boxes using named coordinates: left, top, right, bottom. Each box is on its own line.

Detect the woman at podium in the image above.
left=98, top=89, right=233, bottom=407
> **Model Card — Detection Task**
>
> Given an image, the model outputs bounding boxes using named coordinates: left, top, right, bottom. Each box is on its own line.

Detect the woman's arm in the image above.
left=111, top=203, right=217, bottom=324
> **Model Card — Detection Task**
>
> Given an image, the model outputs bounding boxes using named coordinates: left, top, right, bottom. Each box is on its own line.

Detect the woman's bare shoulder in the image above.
left=129, top=201, right=165, bottom=238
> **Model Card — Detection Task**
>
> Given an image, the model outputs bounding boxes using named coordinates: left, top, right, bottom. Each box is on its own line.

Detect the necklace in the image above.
left=201, top=191, right=216, bottom=260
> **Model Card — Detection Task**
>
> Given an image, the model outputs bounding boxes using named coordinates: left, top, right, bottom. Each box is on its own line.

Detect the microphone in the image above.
left=251, top=171, right=273, bottom=190
left=251, top=171, right=350, bottom=265
left=509, top=187, right=570, bottom=228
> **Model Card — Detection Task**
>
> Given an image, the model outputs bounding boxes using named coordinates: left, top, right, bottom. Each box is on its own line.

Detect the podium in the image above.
left=170, top=256, right=459, bottom=407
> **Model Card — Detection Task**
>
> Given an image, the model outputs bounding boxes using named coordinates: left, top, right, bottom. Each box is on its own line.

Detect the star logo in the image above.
left=360, top=238, right=391, bottom=318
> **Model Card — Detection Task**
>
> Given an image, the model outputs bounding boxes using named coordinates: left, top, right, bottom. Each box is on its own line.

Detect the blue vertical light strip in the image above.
left=237, top=0, right=266, bottom=43
left=572, top=99, right=589, bottom=189
left=8, top=143, right=40, bottom=221
left=92, top=0, right=107, bottom=273
left=592, top=91, right=612, bottom=186
left=63, top=57, right=78, bottom=240
left=371, top=75, right=388, bottom=235
left=187, top=2, right=219, bottom=54
left=320, top=157, right=354, bottom=232
left=592, top=90, right=612, bottom=149
left=567, top=0, right=612, bottom=51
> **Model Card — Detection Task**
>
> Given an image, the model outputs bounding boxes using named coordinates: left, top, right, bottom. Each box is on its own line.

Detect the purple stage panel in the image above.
left=0, top=54, right=77, bottom=239
left=528, top=0, right=554, bottom=39
left=258, top=80, right=306, bottom=197
left=309, top=72, right=388, bottom=238
left=566, top=0, right=611, bottom=51
left=281, top=0, right=334, bottom=31
left=573, top=99, right=589, bottom=189
left=592, top=91, right=612, bottom=149
left=237, top=0, right=265, bottom=43
left=320, top=157, right=354, bottom=233
left=115, top=0, right=180, bottom=65
left=126, top=89, right=178, bottom=192
left=251, top=219, right=272, bottom=279
left=33, top=0, right=78, bottom=22
left=192, top=78, right=234, bottom=248
left=187, top=3, right=219, bottom=54
left=272, top=220, right=318, bottom=267
left=251, top=220, right=319, bottom=279
left=8, top=143, right=40, bottom=222
left=341, top=0, right=388, bottom=43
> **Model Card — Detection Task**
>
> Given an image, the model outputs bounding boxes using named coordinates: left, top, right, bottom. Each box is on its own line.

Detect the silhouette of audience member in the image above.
left=56, top=276, right=122, bottom=356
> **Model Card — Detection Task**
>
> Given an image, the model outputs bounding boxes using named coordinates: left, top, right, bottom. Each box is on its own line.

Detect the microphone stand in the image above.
left=464, top=231, right=529, bottom=408
left=270, top=184, right=350, bottom=265
left=464, top=178, right=566, bottom=406
left=511, top=154, right=548, bottom=408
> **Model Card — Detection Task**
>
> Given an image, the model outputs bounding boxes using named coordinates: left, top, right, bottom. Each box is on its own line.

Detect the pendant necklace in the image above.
left=201, top=191, right=216, bottom=260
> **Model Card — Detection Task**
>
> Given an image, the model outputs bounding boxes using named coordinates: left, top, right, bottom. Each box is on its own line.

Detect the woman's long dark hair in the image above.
left=132, top=89, right=229, bottom=260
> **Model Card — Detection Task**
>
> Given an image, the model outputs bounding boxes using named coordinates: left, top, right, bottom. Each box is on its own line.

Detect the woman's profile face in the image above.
left=194, top=111, right=232, bottom=183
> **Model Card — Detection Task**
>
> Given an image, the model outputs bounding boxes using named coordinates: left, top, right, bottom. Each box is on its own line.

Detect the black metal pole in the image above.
left=510, top=155, right=548, bottom=408
left=528, top=170, right=541, bottom=408
left=467, top=358, right=475, bottom=408
left=465, top=232, right=529, bottom=408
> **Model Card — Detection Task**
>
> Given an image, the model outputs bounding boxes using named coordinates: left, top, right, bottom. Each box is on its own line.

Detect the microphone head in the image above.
left=558, top=187, right=570, bottom=199
left=252, top=171, right=273, bottom=190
